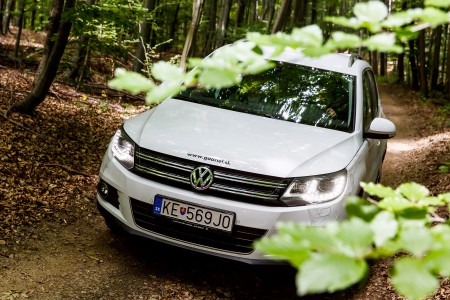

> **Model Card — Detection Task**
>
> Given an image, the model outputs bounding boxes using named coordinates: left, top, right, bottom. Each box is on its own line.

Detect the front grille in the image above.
left=133, top=147, right=289, bottom=206
left=130, top=198, right=268, bottom=254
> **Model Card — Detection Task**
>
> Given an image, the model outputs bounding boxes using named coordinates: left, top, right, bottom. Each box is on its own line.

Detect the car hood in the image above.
left=124, top=99, right=361, bottom=178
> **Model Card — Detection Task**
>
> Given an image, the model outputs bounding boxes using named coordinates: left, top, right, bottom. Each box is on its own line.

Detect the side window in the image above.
left=362, top=70, right=379, bottom=131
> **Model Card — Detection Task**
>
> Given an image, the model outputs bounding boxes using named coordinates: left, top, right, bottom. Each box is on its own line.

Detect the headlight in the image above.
left=280, top=170, right=347, bottom=206
left=112, top=127, right=135, bottom=170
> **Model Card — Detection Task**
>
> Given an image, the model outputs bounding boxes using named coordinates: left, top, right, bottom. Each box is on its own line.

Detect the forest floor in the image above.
left=0, top=53, right=449, bottom=298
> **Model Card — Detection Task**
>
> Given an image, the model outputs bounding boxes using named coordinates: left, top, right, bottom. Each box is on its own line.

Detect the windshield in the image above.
left=177, top=62, right=355, bottom=132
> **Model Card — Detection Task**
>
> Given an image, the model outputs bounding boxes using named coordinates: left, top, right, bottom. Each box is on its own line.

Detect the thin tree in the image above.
left=418, top=30, right=429, bottom=97
left=13, top=0, right=76, bottom=114
left=430, top=25, right=442, bottom=91
left=133, top=0, right=156, bottom=73
left=180, top=0, right=205, bottom=70
left=14, top=0, right=26, bottom=58
left=2, top=0, right=14, bottom=34
left=272, top=0, right=292, bottom=33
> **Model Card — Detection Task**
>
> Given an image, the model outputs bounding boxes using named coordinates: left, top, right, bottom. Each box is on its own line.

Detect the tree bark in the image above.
left=14, top=0, right=26, bottom=58
left=272, top=0, right=292, bottom=33
left=397, top=52, right=405, bottom=83
left=408, top=39, right=419, bottom=90
left=133, top=0, right=156, bottom=73
left=180, top=0, right=205, bottom=70
left=13, top=0, right=76, bottom=114
left=30, top=0, right=37, bottom=30
left=2, top=0, right=14, bottom=34
left=293, top=0, right=308, bottom=27
left=203, top=0, right=217, bottom=56
left=430, top=25, right=442, bottom=91
left=217, top=0, right=231, bottom=47
left=264, top=0, right=275, bottom=34
left=418, top=31, right=429, bottom=97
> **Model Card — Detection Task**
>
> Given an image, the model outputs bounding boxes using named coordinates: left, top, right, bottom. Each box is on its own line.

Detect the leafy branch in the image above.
left=255, top=183, right=450, bottom=300
left=108, top=0, right=450, bottom=105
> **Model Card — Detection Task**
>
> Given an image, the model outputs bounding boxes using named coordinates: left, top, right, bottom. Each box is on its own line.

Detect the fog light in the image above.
left=98, top=181, right=109, bottom=199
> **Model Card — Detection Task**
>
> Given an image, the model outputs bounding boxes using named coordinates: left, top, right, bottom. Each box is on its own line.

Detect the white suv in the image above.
left=96, top=47, right=396, bottom=264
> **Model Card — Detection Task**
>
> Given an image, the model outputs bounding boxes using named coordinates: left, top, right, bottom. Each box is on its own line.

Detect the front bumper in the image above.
left=97, top=147, right=347, bottom=264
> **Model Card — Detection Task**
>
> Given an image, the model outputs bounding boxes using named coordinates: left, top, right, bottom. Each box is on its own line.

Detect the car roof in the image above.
left=262, top=46, right=371, bottom=76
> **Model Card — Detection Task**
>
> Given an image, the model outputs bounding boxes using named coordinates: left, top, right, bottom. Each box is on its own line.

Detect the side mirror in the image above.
left=364, top=118, right=396, bottom=139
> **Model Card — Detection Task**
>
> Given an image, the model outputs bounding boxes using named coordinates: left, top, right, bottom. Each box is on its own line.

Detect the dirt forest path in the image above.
left=0, top=84, right=449, bottom=300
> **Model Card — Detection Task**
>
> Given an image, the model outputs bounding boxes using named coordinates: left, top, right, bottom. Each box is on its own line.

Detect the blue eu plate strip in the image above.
left=153, top=196, right=163, bottom=215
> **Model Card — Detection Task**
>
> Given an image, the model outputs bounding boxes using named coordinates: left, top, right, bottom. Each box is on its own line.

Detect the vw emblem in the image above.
left=190, top=166, right=214, bottom=191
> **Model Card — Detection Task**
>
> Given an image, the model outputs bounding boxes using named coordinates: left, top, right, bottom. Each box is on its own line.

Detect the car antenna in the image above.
left=348, top=53, right=362, bottom=67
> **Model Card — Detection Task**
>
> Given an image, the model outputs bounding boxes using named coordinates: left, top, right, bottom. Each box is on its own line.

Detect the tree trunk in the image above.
left=272, top=0, right=292, bottom=33
left=235, top=0, right=246, bottom=28
left=430, top=25, right=442, bottom=91
left=217, top=0, right=231, bottom=47
left=2, top=0, right=14, bottom=34
left=408, top=39, right=419, bottom=89
left=64, top=0, right=95, bottom=82
left=203, top=0, right=217, bottom=56
left=264, top=0, right=275, bottom=34
left=30, top=0, right=37, bottom=30
left=397, top=52, right=405, bottom=83
left=0, top=0, right=5, bottom=32
left=133, top=0, right=156, bottom=73
left=418, top=31, right=429, bottom=97
left=14, top=0, right=25, bottom=58
left=180, top=0, right=205, bottom=70
left=380, top=53, right=387, bottom=76
left=13, top=0, right=76, bottom=114
left=372, top=52, right=379, bottom=76
left=447, top=25, right=450, bottom=98
left=293, top=0, right=308, bottom=27
left=310, top=0, right=318, bottom=25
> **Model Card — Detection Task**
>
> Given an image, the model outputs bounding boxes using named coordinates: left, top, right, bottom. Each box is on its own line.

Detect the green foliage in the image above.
left=255, top=183, right=450, bottom=300
left=108, top=0, right=450, bottom=106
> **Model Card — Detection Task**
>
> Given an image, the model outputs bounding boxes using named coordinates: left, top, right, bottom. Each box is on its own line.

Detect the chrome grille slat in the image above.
left=136, top=152, right=194, bottom=172
left=214, top=171, right=287, bottom=189
left=134, top=147, right=287, bottom=206
left=210, top=184, right=279, bottom=200
left=135, top=165, right=190, bottom=184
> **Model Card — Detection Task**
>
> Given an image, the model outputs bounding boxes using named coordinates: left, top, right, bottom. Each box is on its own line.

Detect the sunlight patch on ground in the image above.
left=388, top=132, right=450, bottom=154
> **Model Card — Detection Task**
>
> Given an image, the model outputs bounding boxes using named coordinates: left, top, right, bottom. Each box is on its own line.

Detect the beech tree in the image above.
left=13, top=0, right=76, bottom=114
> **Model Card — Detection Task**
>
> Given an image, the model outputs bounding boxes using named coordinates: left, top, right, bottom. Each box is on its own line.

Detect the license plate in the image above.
left=153, top=195, right=235, bottom=232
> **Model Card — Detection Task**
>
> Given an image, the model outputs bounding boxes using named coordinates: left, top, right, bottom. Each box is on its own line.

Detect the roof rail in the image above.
left=348, top=53, right=362, bottom=67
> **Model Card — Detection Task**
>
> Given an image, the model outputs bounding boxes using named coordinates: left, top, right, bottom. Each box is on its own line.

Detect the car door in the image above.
left=362, top=69, right=383, bottom=182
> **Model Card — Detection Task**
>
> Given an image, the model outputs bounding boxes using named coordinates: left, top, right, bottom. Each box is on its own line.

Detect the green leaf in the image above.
left=336, top=218, right=373, bottom=257
left=108, top=68, right=155, bottom=95
left=418, top=196, right=445, bottom=207
left=425, top=249, right=450, bottom=277
left=397, top=182, right=430, bottom=202
left=325, top=16, right=361, bottom=29
left=378, top=196, right=414, bottom=212
left=398, top=222, right=432, bottom=256
left=301, top=47, right=331, bottom=57
left=291, top=25, right=324, bottom=48
left=439, top=165, right=449, bottom=173
left=361, top=182, right=396, bottom=198
left=363, top=33, right=403, bottom=53
left=145, top=84, right=183, bottom=105
left=430, top=224, right=450, bottom=249
left=345, top=196, right=381, bottom=222
left=297, top=253, right=368, bottom=295
left=391, top=257, right=439, bottom=300
left=197, top=68, right=242, bottom=89
left=151, top=61, right=185, bottom=83
left=397, top=207, right=428, bottom=220
left=425, top=0, right=450, bottom=8
left=254, top=235, right=311, bottom=267
left=370, top=211, right=398, bottom=247
left=382, top=11, right=415, bottom=28
left=438, top=193, right=450, bottom=203
left=276, top=222, right=335, bottom=252
left=416, top=7, right=450, bottom=27
left=326, top=32, right=362, bottom=49
left=354, top=1, right=389, bottom=23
